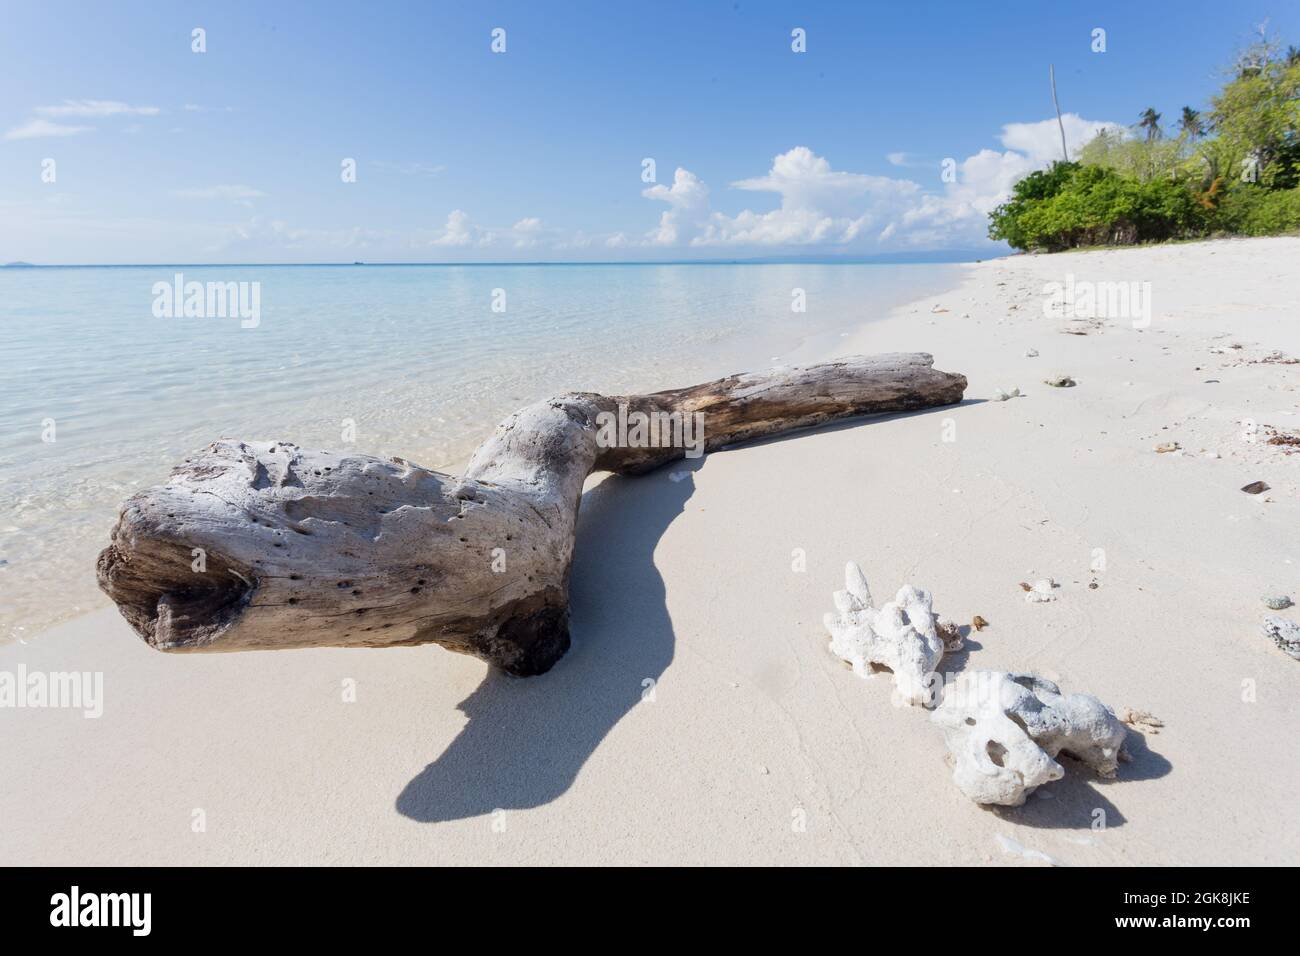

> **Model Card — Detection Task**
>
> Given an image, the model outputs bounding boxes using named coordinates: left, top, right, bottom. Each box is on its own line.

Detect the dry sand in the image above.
left=3, top=236, right=1298, bottom=865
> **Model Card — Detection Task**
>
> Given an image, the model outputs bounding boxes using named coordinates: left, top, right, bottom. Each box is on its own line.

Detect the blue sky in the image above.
left=2, top=0, right=1296, bottom=263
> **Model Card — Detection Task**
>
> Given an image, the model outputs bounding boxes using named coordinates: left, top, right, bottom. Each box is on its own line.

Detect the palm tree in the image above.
left=1138, top=107, right=1163, bottom=142
left=1179, top=106, right=1203, bottom=140
left=1287, top=45, right=1300, bottom=66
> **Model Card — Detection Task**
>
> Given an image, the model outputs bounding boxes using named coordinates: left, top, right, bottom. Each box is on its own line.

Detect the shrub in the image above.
left=989, top=164, right=1205, bottom=251
left=1214, top=185, right=1300, bottom=234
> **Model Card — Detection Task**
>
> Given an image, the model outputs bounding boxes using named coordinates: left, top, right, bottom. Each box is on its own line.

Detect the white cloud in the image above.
left=421, top=212, right=549, bottom=249
left=634, top=115, right=1120, bottom=251
left=428, top=209, right=492, bottom=247
left=5, top=99, right=161, bottom=141
left=9, top=113, right=1124, bottom=261
left=511, top=217, right=544, bottom=248
left=4, top=118, right=92, bottom=140
left=172, top=184, right=266, bottom=201
left=372, top=160, right=446, bottom=177
left=642, top=168, right=711, bottom=245
left=731, top=146, right=898, bottom=210
left=217, top=217, right=385, bottom=253
left=642, top=148, right=919, bottom=248
left=35, top=100, right=160, bottom=118
left=880, top=114, right=1125, bottom=247
left=999, top=113, right=1121, bottom=165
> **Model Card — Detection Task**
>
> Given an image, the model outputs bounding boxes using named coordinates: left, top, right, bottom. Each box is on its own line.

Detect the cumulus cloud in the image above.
left=634, top=114, right=1120, bottom=251
left=641, top=147, right=920, bottom=248
left=430, top=209, right=484, bottom=247
left=882, top=114, right=1124, bottom=247
left=732, top=146, right=899, bottom=210
left=4, top=118, right=92, bottom=140
left=511, top=217, right=544, bottom=248
left=642, top=168, right=711, bottom=245
left=1000, top=113, right=1120, bottom=165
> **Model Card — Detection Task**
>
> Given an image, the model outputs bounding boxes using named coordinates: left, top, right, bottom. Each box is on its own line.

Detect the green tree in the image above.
left=1079, top=127, right=1187, bottom=182
left=1138, top=108, right=1163, bottom=142
left=987, top=29, right=1300, bottom=250
left=1210, top=40, right=1300, bottom=188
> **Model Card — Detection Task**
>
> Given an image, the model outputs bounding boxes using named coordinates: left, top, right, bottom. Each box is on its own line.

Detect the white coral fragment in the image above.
left=1025, top=578, right=1057, bottom=603
left=1262, top=616, right=1300, bottom=660
left=931, top=671, right=1127, bottom=806
left=823, top=562, right=945, bottom=706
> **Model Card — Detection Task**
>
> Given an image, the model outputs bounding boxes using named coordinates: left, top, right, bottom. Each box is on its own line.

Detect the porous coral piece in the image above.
left=931, top=671, right=1127, bottom=806
left=1262, top=616, right=1300, bottom=660
left=823, top=562, right=945, bottom=706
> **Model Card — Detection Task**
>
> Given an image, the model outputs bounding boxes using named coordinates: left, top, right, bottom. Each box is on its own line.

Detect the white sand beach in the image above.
left=4, top=236, right=1298, bottom=866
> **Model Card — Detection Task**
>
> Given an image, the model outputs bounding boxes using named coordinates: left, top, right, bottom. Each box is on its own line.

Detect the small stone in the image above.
left=972, top=614, right=989, bottom=632
left=1263, top=594, right=1294, bottom=610
left=1043, top=374, right=1076, bottom=388
left=1154, top=441, right=1180, bottom=454
left=1241, top=480, right=1270, bottom=495
left=1025, top=348, right=1039, bottom=358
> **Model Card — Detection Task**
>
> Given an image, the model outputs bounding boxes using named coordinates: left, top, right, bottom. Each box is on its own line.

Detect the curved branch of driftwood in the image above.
left=97, top=353, right=965, bottom=676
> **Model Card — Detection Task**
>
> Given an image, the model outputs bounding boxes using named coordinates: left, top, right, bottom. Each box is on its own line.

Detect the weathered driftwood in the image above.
left=97, top=353, right=965, bottom=676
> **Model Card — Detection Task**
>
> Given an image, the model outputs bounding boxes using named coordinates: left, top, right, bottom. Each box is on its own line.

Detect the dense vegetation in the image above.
left=989, top=35, right=1300, bottom=251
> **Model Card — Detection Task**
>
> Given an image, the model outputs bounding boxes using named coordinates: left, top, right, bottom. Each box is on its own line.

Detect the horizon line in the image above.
left=2, top=250, right=1004, bottom=269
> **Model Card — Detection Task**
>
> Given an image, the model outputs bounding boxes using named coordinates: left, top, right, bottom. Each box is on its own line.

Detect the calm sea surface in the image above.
left=0, top=262, right=960, bottom=641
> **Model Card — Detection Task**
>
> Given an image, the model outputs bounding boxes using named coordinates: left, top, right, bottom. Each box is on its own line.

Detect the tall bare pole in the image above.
left=1050, top=64, right=1069, bottom=162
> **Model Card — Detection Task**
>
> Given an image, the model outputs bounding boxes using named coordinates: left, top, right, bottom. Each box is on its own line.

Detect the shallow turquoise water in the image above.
left=0, top=262, right=959, bottom=640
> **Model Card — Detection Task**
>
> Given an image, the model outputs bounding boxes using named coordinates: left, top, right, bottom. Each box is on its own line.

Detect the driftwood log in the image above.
left=97, top=353, right=965, bottom=676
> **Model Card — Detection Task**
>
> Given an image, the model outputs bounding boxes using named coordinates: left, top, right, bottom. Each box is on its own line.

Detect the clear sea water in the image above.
left=0, top=262, right=959, bottom=641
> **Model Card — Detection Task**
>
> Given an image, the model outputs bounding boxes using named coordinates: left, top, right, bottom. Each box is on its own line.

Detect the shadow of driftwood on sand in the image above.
left=395, top=457, right=701, bottom=822
left=394, top=400, right=1105, bottom=826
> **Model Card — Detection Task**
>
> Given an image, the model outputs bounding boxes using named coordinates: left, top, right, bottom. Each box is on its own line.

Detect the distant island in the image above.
left=3, top=261, right=36, bottom=268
